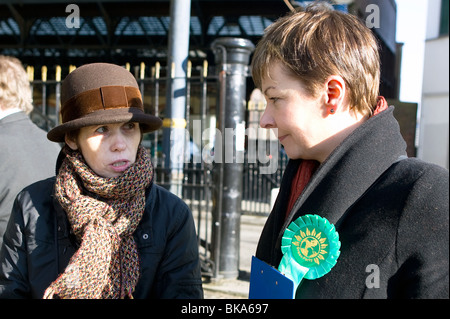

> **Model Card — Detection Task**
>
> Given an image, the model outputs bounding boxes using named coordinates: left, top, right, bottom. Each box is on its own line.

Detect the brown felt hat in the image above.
left=47, top=63, right=162, bottom=142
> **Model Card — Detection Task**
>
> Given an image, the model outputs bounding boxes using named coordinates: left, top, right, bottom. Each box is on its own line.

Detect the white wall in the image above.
left=426, top=0, right=442, bottom=39
left=419, top=0, right=449, bottom=169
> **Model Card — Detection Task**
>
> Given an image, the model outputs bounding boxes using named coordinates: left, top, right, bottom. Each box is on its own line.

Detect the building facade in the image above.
left=419, top=0, right=449, bottom=169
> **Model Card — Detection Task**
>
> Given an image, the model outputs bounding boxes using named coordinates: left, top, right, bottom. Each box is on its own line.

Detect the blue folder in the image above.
left=249, top=256, right=295, bottom=299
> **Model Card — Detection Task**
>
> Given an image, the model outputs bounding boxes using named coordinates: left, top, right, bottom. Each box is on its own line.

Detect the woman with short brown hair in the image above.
left=252, top=2, right=448, bottom=299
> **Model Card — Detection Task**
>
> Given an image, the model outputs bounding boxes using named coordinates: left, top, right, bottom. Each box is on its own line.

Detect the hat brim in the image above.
left=47, top=107, right=162, bottom=142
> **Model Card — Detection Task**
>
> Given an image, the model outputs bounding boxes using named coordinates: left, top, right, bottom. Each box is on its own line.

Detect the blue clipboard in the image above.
left=248, top=256, right=295, bottom=299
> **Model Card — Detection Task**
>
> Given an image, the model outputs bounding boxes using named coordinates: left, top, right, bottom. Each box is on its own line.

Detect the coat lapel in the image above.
left=262, top=107, right=407, bottom=266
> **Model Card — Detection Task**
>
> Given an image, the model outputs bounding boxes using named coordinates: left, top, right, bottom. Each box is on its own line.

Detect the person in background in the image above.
left=0, top=62, right=203, bottom=299
left=0, top=55, right=61, bottom=248
left=252, top=2, right=448, bottom=298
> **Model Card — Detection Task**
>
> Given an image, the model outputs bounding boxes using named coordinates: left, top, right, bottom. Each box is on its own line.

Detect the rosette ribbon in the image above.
left=278, top=214, right=341, bottom=294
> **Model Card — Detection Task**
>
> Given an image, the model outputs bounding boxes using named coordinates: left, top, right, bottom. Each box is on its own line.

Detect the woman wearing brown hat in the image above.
left=0, top=63, right=203, bottom=299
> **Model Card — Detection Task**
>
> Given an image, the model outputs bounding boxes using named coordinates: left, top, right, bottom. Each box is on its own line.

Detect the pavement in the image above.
left=201, top=214, right=267, bottom=299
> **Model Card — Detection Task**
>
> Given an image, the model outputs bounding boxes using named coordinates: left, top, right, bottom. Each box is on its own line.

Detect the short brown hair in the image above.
left=251, top=2, right=381, bottom=116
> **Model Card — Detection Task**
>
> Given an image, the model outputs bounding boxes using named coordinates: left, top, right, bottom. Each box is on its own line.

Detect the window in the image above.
left=440, top=0, right=449, bottom=36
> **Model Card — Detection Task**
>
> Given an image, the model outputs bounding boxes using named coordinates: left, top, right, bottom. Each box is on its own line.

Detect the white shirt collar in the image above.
left=0, top=108, right=23, bottom=121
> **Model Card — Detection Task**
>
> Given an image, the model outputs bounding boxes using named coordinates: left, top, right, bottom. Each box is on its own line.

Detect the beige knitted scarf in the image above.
left=44, top=146, right=153, bottom=299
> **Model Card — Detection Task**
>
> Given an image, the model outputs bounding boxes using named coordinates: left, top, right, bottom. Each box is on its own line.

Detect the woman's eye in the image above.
left=269, top=97, right=279, bottom=103
left=124, top=122, right=136, bottom=130
left=95, top=126, right=108, bottom=133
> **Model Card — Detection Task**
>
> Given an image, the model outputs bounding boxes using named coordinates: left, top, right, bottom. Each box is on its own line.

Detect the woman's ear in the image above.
left=325, top=75, right=346, bottom=115
left=64, top=133, right=79, bottom=150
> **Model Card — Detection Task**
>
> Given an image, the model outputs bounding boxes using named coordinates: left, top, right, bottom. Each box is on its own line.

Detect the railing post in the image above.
left=211, top=37, right=254, bottom=279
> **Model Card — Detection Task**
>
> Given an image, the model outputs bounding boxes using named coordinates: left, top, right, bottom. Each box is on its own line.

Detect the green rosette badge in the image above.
left=278, top=214, right=341, bottom=292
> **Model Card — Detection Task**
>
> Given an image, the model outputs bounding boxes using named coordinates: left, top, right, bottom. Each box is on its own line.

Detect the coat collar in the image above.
left=289, top=106, right=406, bottom=225
left=0, top=110, right=27, bottom=123
left=266, top=106, right=407, bottom=265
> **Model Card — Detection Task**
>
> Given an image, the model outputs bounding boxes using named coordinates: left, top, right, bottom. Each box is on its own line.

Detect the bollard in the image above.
left=211, top=37, right=255, bottom=279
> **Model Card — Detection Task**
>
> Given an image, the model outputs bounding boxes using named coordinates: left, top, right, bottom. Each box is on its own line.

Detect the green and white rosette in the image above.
left=278, top=214, right=341, bottom=292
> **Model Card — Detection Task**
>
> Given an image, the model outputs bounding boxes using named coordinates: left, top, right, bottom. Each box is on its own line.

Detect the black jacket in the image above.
left=0, top=177, right=203, bottom=299
left=256, top=107, right=449, bottom=298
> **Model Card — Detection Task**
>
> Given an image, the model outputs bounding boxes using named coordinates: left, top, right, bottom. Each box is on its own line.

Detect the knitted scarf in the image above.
left=43, top=146, right=153, bottom=299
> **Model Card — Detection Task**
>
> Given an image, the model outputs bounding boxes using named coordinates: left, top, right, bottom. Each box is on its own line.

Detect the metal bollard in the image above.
left=211, top=37, right=255, bottom=279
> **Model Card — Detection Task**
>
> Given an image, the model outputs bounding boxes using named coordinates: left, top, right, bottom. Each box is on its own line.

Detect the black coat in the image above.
left=0, top=178, right=203, bottom=299
left=256, top=107, right=449, bottom=298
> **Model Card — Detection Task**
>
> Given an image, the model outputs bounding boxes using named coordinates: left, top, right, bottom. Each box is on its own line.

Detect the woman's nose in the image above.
left=111, top=132, right=127, bottom=152
left=260, top=108, right=275, bottom=129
